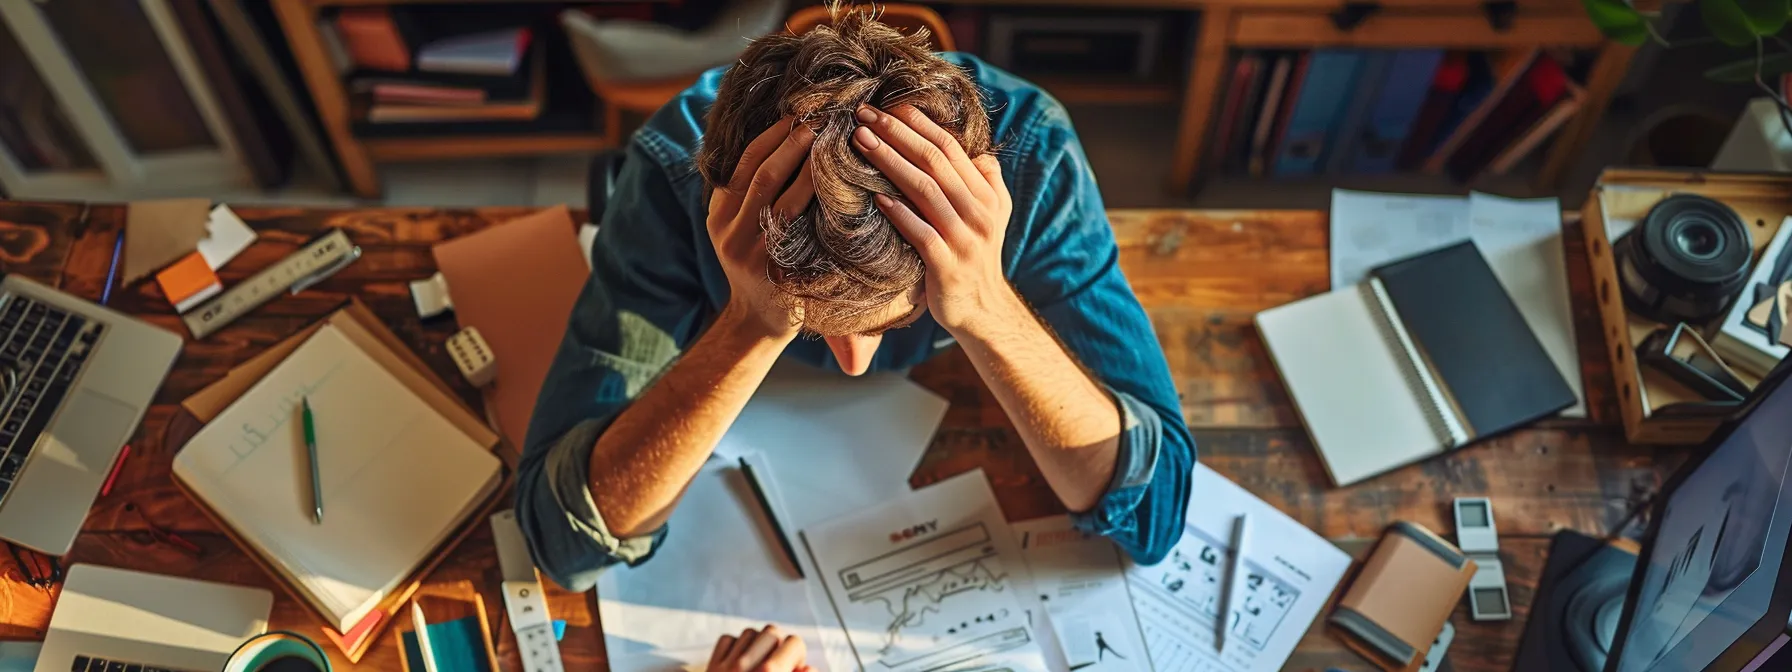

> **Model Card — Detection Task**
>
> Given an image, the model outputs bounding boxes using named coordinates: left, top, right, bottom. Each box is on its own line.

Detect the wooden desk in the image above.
left=0, top=202, right=1686, bottom=672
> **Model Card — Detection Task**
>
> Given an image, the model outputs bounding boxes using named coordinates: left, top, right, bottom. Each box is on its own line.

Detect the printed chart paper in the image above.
left=803, top=471, right=1048, bottom=672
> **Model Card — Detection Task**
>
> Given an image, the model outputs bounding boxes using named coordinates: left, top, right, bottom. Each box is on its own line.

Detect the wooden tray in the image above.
left=1582, top=168, right=1792, bottom=444
left=172, top=298, right=512, bottom=663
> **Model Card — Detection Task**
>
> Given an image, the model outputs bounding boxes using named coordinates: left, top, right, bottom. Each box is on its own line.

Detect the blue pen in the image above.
left=100, top=233, right=124, bottom=305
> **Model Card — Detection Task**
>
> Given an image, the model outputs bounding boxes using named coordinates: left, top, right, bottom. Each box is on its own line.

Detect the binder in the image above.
left=1350, top=49, right=1445, bottom=173
left=1273, top=49, right=1365, bottom=177
left=1256, top=242, right=1575, bottom=485
left=1326, top=51, right=1393, bottom=175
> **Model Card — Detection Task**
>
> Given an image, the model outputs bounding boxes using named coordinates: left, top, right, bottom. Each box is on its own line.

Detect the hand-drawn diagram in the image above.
left=1127, top=524, right=1300, bottom=672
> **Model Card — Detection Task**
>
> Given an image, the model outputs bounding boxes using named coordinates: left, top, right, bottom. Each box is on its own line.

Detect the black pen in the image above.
left=738, top=457, right=804, bottom=579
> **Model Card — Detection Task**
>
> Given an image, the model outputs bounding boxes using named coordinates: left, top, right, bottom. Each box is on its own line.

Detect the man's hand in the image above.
left=709, top=625, right=810, bottom=672
left=709, top=117, right=817, bottom=340
left=852, top=105, right=1018, bottom=337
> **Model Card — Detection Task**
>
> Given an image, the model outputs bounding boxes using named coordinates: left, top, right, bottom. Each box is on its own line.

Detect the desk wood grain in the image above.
left=0, top=203, right=1690, bottom=671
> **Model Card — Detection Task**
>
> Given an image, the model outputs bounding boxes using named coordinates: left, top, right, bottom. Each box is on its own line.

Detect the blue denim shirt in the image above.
left=517, top=53, right=1193, bottom=592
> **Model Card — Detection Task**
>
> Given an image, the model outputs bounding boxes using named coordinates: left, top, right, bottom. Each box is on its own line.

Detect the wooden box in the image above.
left=1582, top=168, right=1791, bottom=444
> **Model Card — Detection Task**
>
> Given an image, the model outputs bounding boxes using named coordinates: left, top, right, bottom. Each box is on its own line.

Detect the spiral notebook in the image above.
left=1257, top=241, right=1575, bottom=485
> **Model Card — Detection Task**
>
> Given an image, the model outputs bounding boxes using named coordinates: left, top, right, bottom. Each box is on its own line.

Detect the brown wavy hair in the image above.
left=695, top=4, right=991, bottom=335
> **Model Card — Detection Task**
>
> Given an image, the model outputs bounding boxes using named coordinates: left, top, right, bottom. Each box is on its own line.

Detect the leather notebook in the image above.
left=1257, top=241, right=1576, bottom=485
left=1329, top=522, right=1477, bottom=671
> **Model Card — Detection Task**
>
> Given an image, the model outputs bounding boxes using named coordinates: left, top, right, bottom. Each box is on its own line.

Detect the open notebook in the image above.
left=173, top=324, right=503, bottom=632
left=1257, top=241, right=1575, bottom=485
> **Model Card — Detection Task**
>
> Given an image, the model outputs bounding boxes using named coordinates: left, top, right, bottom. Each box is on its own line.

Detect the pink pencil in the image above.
left=101, top=444, right=130, bottom=497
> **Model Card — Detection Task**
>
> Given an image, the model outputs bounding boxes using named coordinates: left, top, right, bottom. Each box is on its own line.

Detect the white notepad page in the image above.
left=1255, top=287, right=1446, bottom=485
left=173, top=324, right=502, bottom=632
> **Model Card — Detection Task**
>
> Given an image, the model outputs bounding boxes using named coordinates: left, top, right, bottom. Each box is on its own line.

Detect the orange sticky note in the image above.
left=155, top=251, right=221, bottom=313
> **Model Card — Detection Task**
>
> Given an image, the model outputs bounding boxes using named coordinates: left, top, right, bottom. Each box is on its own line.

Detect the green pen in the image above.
left=301, top=397, right=323, bottom=524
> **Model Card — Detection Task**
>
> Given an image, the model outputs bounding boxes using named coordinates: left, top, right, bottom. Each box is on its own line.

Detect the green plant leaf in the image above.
left=1704, top=52, right=1792, bottom=82
left=1703, top=0, right=1761, bottom=46
left=1739, top=0, right=1789, bottom=35
left=1581, top=0, right=1650, bottom=45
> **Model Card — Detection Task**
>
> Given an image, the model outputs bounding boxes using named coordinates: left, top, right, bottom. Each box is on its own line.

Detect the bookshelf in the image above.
left=945, top=0, right=1627, bottom=192
left=275, top=0, right=1629, bottom=198
left=272, top=0, right=643, bottom=199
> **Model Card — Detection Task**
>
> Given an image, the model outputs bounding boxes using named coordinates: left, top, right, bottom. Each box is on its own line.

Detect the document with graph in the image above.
left=1122, top=464, right=1350, bottom=672
left=802, top=470, right=1048, bottom=672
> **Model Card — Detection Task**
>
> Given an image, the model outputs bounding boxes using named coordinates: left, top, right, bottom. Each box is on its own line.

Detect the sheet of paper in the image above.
left=1468, top=192, right=1586, bottom=416
left=803, top=471, right=1049, bottom=672
left=198, top=204, right=259, bottom=270
left=707, top=361, right=948, bottom=672
left=124, top=198, right=212, bottom=284
left=598, top=455, right=829, bottom=672
left=713, top=360, right=948, bottom=531
left=1124, top=464, right=1350, bottom=672
left=1014, top=517, right=1149, bottom=672
left=1329, top=190, right=1470, bottom=289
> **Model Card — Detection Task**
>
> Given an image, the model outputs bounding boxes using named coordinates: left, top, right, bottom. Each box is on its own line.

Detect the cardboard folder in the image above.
left=178, top=298, right=508, bottom=663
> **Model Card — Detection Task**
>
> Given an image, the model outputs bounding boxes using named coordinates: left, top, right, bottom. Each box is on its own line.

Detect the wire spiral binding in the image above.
left=1361, top=279, right=1469, bottom=449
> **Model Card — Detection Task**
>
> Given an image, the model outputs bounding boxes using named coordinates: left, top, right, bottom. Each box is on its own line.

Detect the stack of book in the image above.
left=319, top=7, right=544, bottom=124
left=1209, top=48, right=1585, bottom=182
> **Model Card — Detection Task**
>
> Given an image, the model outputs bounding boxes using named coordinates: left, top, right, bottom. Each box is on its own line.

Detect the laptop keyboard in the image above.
left=71, top=655, right=198, bottom=672
left=0, top=295, right=102, bottom=505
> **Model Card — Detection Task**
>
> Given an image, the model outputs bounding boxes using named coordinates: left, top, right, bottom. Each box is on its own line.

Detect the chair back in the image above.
left=785, top=4, right=956, bottom=51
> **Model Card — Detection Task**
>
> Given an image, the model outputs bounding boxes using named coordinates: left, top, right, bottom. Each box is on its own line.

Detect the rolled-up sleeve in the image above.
left=1006, top=112, right=1196, bottom=566
left=515, top=130, right=710, bottom=592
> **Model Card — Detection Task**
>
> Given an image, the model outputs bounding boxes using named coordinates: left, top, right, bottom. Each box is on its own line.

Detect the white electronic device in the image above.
left=492, top=509, right=565, bottom=672
left=1418, top=621, right=1455, bottom=672
left=1454, top=497, right=1512, bottom=621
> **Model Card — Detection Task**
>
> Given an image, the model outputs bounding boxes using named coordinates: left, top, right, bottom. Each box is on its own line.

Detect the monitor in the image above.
left=1606, top=359, right=1792, bottom=672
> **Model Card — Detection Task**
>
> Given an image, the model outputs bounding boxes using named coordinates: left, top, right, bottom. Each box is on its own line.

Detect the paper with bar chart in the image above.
left=803, top=471, right=1048, bottom=672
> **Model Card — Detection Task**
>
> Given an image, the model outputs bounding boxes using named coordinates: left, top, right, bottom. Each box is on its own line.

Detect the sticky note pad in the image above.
left=155, top=251, right=221, bottom=314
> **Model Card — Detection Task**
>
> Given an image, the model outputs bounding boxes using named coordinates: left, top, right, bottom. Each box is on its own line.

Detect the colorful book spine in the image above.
left=1397, top=53, right=1475, bottom=170
left=1248, top=54, right=1297, bottom=178
left=1209, top=55, right=1262, bottom=173
left=1326, top=51, right=1393, bottom=175
left=1273, top=50, right=1365, bottom=177
left=1351, top=49, right=1445, bottom=173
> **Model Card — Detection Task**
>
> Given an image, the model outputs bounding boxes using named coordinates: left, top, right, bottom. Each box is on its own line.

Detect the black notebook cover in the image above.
left=1372, top=240, right=1576, bottom=440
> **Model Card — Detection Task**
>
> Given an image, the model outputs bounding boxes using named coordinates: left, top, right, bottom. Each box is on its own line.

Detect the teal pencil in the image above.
left=301, top=397, right=323, bottom=524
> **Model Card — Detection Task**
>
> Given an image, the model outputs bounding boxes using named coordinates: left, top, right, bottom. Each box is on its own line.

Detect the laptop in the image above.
left=38, top=565, right=273, bottom=672
left=0, top=275, right=181, bottom=554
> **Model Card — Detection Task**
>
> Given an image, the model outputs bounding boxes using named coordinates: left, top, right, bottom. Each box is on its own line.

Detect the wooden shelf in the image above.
left=1034, top=78, right=1179, bottom=105
left=1230, top=12, right=1607, bottom=48
left=364, top=132, right=615, bottom=162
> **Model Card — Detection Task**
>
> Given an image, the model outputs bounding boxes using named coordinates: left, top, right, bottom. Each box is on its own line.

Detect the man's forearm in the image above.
left=955, top=290, right=1120, bottom=512
left=586, top=306, right=793, bottom=537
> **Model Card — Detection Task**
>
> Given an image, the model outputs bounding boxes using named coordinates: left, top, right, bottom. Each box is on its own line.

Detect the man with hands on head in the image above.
left=516, top=7, right=1194, bottom=593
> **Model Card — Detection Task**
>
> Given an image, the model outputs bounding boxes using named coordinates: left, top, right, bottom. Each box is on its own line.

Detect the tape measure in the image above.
left=182, top=230, right=360, bottom=339
left=491, top=510, right=565, bottom=672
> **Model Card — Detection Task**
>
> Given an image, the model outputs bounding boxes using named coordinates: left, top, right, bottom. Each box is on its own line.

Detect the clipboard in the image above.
left=176, top=297, right=510, bottom=663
